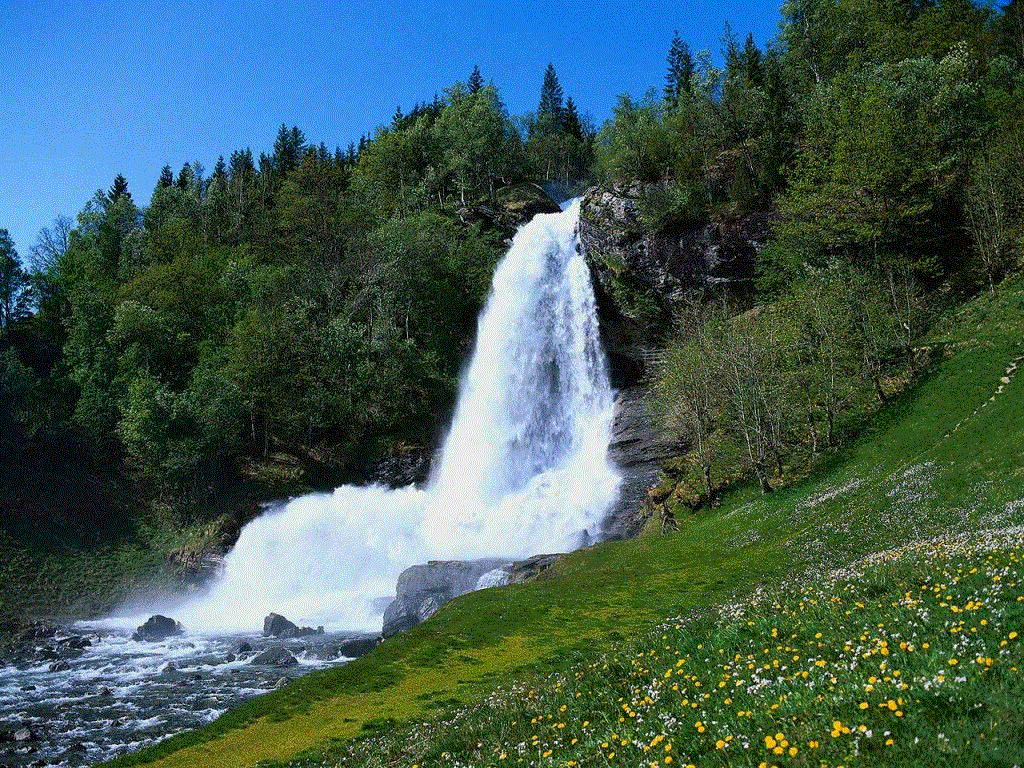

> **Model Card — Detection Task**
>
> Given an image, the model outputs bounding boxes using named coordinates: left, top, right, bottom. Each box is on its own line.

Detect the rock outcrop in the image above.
left=579, top=183, right=770, bottom=385
left=601, top=386, right=684, bottom=540
left=262, top=613, right=297, bottom=638
left=382, top=559, right=511, bottom=638
left=337, top=635, right=381, bottom=658
left=132, top=615, right=184, bottom=642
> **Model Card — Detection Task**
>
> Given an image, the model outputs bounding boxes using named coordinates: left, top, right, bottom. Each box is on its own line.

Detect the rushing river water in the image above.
left=0, top=628, right=361, bottom=767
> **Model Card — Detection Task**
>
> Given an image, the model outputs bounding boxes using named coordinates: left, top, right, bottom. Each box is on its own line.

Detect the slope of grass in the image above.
left=105, top=275, right=1024, bottom=768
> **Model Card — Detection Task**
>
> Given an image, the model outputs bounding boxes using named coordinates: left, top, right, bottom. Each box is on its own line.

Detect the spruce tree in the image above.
left=158, top=165, right=174, bottom=188
left=108, top=174, right=131, bottom=203
left=176, top=163, right=193, bottom=190
left=564, top=96, right=583, bottom=140
left=468, top=64, right=484, bottom=93
left=538, top=63, right=564, bottom=124
left=664, top=31, right=695, bottom=107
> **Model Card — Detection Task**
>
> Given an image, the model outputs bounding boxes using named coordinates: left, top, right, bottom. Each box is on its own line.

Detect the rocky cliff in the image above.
left=579, top=183, right=771, bottom=386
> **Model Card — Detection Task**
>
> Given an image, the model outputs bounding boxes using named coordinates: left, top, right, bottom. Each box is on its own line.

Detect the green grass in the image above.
left=281, top=531, right=1024, bottom=768
left=103, top=274, right=1024, bottom=768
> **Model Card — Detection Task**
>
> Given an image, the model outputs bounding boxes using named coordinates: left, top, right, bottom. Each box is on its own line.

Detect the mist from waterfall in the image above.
left=170, top=200, right=620, bottom=633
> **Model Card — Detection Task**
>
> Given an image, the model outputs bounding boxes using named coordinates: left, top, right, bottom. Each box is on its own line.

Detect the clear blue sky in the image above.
left=1, top=0, right=781, bottom=259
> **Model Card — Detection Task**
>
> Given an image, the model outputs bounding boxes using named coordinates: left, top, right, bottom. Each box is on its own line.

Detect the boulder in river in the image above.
left=262, top=613, right=298, bottom=637
left=250, top=647, right=298, bottom=667
left=13, top=727, right=36, bottom=742
left=132, top=615, right=184, bottom=642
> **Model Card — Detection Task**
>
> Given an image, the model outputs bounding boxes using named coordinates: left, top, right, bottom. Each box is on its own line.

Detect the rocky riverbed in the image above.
left=0, top=621, right=375, bottom=767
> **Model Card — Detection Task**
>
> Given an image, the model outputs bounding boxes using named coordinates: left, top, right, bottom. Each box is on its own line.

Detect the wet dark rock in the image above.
left=580, top=184, right=770, bottom=387
left=162, top=661, right=177, bottom=673
left=368, top=447, right=433, bottom=488
left=48, top=661, right=70, bottom=673
left=505, top=553, right=564, bottom=583
left=278, top=625, right=321, bottom=639
left=36, top=648, right=59, bottom=661
left=235, top=641, right=252, bottom=654
left=273, top=676, right=289, bottom=689
left=20, top=685, right=36, bottom=692
left=262, top=613, right=297, bottom=638
left=250, top=647, right=298, bottom=667
left=224, top=653, right=235, bottom=663
left=13, top=727, right=36, bottom=742
left=132, top=615, right=184, bottom=642
left=382, top=559, right=510, bottom=638
left=337, top=635, right=381, bottom=658
left=98, top=687, right=113, bottom=698
left=601, top=385, right=684, bottom=541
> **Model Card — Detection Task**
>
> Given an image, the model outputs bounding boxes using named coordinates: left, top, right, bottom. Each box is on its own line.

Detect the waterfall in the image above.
left=175, top=200, right=620, bottom=633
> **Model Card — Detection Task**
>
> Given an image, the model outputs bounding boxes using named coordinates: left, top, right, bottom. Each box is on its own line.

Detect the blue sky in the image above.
left=1, top=0, right=781, bottom=259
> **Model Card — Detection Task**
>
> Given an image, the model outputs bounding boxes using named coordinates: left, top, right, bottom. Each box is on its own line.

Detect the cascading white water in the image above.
left=173, top=200, right=620, bottom=633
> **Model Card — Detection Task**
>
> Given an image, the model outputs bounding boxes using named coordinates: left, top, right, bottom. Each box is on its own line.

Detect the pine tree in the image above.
left=468, top=64, right=484, bottom=93
left=392, top=105, right=404, bottom=127
left=743, top=33, right=764, bottom=86
left=538, top=63, right=564, bottom=124
left=564, top=96, right=583, bottom=140
left=176, top=163, right=193, bottom=190
left=664, top=31, right=695, bottom=107
left=158, top=165, right=174, bottom=188
left=108, top=174, right=131, bottom=203
left=213, top=156, right=227, bottom=180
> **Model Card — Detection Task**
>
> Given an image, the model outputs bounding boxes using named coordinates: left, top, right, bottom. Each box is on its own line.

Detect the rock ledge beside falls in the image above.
left=382, top=555, right=563, bottom=638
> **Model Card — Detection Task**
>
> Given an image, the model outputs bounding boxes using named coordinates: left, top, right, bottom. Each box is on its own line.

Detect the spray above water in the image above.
left=175, top=200, right=620, bottom=633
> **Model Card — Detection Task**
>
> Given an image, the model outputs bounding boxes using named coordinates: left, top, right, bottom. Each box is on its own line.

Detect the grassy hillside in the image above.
left=105, top=274, right=1024, bottom=768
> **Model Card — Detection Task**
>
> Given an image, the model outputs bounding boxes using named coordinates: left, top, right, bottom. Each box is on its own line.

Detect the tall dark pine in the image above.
left=108, top=174, right=131, bottom=203
left=158, top=165, right=174, bottom=188
left=176, top=163, right=193, bottom=190
left=272, top=124, right=307, bottom=178
left=468, top=64, right=484, bottom=93
left=538, top=63, right=564, bottom=125
left=664, top=31, right=695, bottom=106
left=563, top=97, right=583, bottom=140
left=743, top=33, right=763, bottom=85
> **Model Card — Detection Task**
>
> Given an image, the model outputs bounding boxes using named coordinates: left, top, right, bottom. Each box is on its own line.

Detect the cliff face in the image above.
left=579, top=184, right=771, bottom=386
left=579, top=183, right=772, bottom=539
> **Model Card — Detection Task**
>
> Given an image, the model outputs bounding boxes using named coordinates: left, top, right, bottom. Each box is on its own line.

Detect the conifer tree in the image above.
left=469, top=65, right=484, bottom=93
left=563, top=96, right=584, bottom=140
left=664, top=31, right=695, bottom=107
left=538, top=63, right=564, bottom=124
left=176, top=163, right=193, bottom=190
left=158, top=165, right=174, bottom=188
left=108, top=174, right=131, bottom=203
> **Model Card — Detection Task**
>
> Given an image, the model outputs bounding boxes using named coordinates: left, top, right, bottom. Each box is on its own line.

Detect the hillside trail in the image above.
left=946, top=348, right=1024, bottom=437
